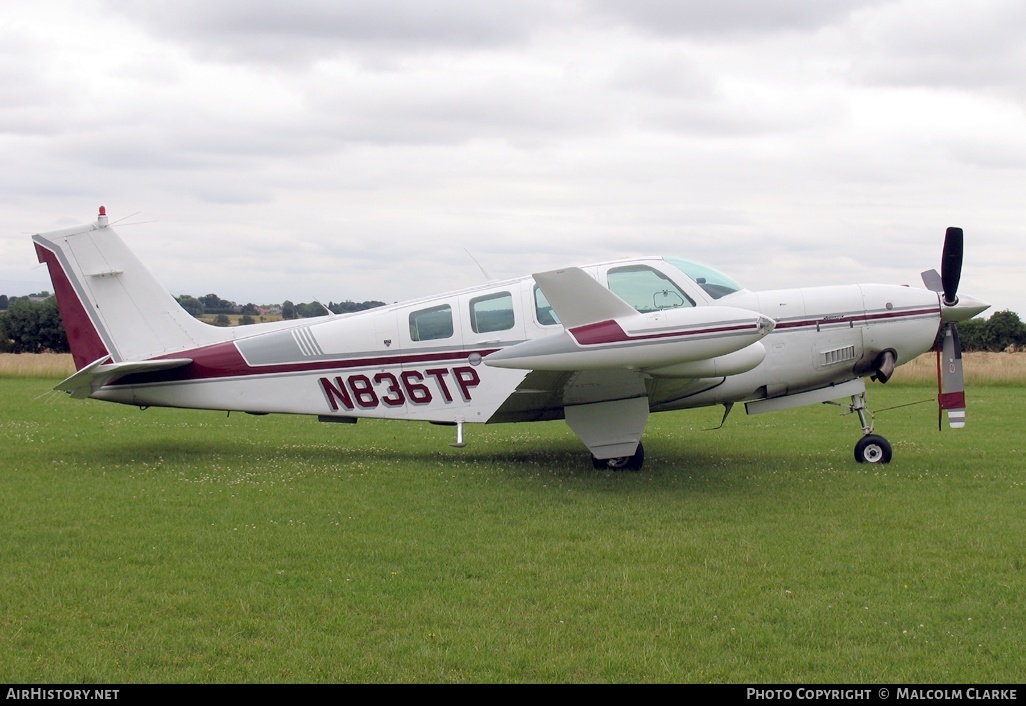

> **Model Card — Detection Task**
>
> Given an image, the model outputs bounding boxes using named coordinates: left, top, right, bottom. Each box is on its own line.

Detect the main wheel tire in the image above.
left=592, top=442, right=645, bottom=471
left=854, top=434, right=892, bottom=464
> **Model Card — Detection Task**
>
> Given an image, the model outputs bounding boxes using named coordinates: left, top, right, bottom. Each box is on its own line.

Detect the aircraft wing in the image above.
left=486, top=266, right=774, bottom=373
left=482, top=266, right=774, bottom=460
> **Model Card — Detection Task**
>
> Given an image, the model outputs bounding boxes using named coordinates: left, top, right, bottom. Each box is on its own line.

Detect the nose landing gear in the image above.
left=850, top=391, right=892, bottom=464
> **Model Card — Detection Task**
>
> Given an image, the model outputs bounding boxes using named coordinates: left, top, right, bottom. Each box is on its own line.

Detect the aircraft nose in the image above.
left=941, top=293, right=990, bottom=323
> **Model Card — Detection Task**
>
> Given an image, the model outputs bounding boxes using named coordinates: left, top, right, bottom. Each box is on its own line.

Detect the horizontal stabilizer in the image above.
left=533, top=267, right=637, bottom=329
left=56, top=357, right=193, bottom=399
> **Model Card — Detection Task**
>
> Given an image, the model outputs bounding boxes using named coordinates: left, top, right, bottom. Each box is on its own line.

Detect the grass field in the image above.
left=1, top=357, right=1024, bottom=683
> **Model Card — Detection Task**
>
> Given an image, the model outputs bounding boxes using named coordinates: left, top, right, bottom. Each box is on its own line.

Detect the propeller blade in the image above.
left=921, top=268, right=942, bottom=293
left=936, top=323, right=966, bottom=429
left=941, top=226, right=963, bottom=306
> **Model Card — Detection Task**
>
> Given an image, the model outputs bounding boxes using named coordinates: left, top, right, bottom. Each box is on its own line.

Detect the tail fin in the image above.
left=32, top=208, right=228, bottom=370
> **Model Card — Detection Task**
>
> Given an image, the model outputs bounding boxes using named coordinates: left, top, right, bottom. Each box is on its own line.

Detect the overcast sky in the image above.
left=3, top=0, right=1024, bottom=318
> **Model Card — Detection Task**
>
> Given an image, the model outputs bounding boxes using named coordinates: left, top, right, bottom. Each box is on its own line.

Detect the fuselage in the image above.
left=91, top=255, right=946, bottom=425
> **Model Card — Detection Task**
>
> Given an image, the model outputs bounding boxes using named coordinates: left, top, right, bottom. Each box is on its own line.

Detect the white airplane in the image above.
left=32, top=208, right=988, bottom=470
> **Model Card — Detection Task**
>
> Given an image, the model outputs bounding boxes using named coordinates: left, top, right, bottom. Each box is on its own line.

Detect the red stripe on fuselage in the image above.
left=773, top=308, right=939, bottom=331
left=110, top=306, right=941, bottom=386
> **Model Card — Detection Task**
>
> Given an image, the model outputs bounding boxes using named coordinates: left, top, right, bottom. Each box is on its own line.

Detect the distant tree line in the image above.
left=278, top=299, right=388, bottom=319
left=173, top=294, right=384, bottom=322
left=1, top=291, right=385, bottom=352
left=957, top=310, right=1026, bottom=352
left=0, top=293, right=69, bottom=353
left=174, top=293, right=261, bottom=318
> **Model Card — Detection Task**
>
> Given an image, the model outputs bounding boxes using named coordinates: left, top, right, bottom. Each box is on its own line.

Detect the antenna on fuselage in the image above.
left=464, top=249, right=497, bottom=282
left=310, top=298, right=339, bottom=318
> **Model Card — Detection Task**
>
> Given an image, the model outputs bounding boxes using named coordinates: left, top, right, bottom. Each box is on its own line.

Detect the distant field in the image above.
left=890, top=351, right=1026, bottom=386
left=197, top=313, right=284, bottom=327
left=1, top=373, right=1024, bottom=683
left=0, top=353, right=75, bottom=378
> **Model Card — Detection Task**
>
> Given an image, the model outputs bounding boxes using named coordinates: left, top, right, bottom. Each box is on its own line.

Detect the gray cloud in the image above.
left=102, top=0, right=568, bottom=64
left=584, top=0, right=888, bottom=36
left=839, top=0, right=1026, bottom=106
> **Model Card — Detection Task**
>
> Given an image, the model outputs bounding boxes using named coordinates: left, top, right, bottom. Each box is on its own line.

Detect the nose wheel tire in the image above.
left=854, top=434, right=892, bottom=464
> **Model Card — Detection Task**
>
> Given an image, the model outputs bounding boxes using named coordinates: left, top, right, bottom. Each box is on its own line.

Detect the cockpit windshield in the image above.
left=664, top=257, right=745, bottom=300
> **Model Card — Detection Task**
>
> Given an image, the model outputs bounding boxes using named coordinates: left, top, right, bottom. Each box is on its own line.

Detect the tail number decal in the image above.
left=319, top=367, right=481, bottom=411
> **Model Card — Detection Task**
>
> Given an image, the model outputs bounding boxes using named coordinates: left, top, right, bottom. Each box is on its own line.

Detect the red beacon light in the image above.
left=97, top=205, right=108, bottom=227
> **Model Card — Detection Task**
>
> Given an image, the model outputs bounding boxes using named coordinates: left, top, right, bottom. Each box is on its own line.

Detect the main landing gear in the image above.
left=850, top=391, right=892, bottom=464
left=592, top=442, right=645, bottom=471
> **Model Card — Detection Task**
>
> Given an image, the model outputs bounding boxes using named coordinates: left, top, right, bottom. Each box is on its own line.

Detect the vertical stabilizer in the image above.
left=32, top=209, right=229, bottom=370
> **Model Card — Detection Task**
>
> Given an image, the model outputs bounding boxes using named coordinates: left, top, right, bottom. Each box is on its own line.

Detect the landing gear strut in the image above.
left=850, top=392, right=892, bottom=464
left=592, top=442, right=645, bottom=471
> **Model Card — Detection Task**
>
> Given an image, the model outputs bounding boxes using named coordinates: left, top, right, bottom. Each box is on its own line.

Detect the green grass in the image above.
left=1, top=378, right=1024, bottom=683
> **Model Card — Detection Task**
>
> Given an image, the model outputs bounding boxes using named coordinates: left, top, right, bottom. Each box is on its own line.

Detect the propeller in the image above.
left=921, top=227, right=967, bottom=429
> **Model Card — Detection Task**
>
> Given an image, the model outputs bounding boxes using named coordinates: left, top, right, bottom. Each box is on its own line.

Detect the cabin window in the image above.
left=607, top=265, right=695, bottom=313
left=534, top=286, right=560, bottom=326
left=409, top=304, right=453, bottom=341
left=470, top=292, right=515, bottom=334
